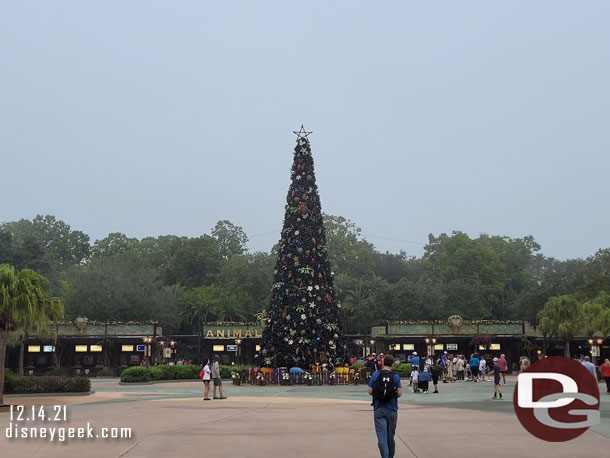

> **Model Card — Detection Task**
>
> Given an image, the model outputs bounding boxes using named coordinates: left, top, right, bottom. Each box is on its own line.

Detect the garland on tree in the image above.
left=260, top=131, right=345, bottom=368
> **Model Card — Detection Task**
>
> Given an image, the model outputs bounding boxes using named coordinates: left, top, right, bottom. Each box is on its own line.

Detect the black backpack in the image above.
left=372, top=370, right=396, bottom=402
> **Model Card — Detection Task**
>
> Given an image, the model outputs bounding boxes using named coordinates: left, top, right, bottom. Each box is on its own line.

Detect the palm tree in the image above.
left=581, top=298, right=606, bottom=340
left=538, top=295, right=582, bottom=358
left=0, top=264, right=63, bottom=406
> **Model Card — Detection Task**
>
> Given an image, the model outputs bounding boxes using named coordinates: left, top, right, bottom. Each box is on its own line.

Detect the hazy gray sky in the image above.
left=2, top=1, right=609, bottom=260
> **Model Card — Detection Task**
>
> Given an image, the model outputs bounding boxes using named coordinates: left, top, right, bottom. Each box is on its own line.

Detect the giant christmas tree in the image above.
left=260, top=127, right=345, bottom=368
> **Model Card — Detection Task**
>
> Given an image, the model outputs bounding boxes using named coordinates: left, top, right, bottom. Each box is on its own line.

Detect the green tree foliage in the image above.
left=538, top=295, right=582, bottom=357
left=62, top=254, right=178, bottom=330
left=423, top=232, right=505, bottom=319
left=581, top=292, right=610, bottom=339
left=178, top=284, right=254, bottom=332
left=571, top=248, right=610, bottom=300
left=211, top=220, right=249, bottom=259
left=217, top=252, right=274, bottom=310
left=0, top=264, right=63, bottom=405
left=3, top=213, right=609, bottom=340
left=372, top=251, right=413, bottom=283
left=165, top=236, right=222, bottom=288
left=514, top=255, right=583, bottom=324
left=91, top=232, right=139, bottom=258
left=0, top=216, right=90, bottom=295
left=1, top=215, right=89, bottom=268
left=323, top=215, right=375, bottom=278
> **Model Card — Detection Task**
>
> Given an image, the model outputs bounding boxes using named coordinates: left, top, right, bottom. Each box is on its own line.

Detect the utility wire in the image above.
left=250, top=230, right=279, bottom=238
left=250, top=230, right=427, bottom=247
left=361, top=234, right=426, bottom=246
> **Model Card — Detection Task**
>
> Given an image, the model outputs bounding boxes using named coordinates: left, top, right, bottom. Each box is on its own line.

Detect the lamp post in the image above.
left=143, top=337, right=153, bottom=367
left=197, top=303, right=203, bottom=365
left=588, top=338, right=603, bottom=365
left=170, top=340, right=176, bottom=363
left=425, top=337, right=437, bottom=357
left=235, top=339, right=242, bottom=365
left=160, top=340, right=166, bottom=363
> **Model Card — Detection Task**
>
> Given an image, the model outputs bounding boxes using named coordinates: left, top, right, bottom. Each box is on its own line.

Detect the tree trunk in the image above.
left=18, top=333, right=27, bottom=376
left=564, top=340, right=571, bottom=358
left=0, top=329, right=10, bottom=406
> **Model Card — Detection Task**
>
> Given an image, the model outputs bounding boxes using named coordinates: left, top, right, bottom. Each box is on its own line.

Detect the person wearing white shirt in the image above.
left=479, top=358, right=487, bottom=381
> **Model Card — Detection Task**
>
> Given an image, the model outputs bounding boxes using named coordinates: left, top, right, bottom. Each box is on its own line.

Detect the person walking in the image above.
left=431, top=360, right=441, bottom=393
left=368, top=354, right=402, bottom=458
left=367, top=354, right=380, bottom=375
left=470, top=353, right=480, bottom=382
left=456, top=355, right=465, bottom=381
left=418, top=357, right=430, bottom=394
left=447, top=356, right=455, bottom=382
left=492, top=358, right=502, bottom=399
left=201, top=358, right=212, bottom=400
left=441, top=351, right=448, bottom=383
left=408, top=352, right=420, bottom=387
left=519, top=356, right=530, bottom=373
left=411, top=364, right=419, bottom=393
left=211, top=355, right=227, bottom=399
left=497, top=354, right=508, bottom=384
left=479, top=357, right=487, bottom=381
left=601, top=359, right=610, bottom=394
left=581, top=356, right=596, bottom=378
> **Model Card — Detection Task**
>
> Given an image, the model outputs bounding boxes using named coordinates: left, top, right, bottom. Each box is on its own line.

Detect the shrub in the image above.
left=220, top=365, right=250, bottom=379
left=47, top=367, right=68, bottom=377
left=4, top=375, right=90, bottom=393
left=97, top=368, right=115, bottom=377
left=120, top=366, right=153, bottom=383
left=393, top=363, right=412, bottom=378
left=174, top=365, right=200, bottom=379
left=119, top=364, right=252, bottom=383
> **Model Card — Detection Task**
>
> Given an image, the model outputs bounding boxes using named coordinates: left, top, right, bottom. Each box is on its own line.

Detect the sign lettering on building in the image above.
left=205, top=328, right=262, bottom=339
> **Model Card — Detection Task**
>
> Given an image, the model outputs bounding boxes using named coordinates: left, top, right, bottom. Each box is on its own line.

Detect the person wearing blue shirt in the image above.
left=408, top=352, right=419, bottom=367
left=440, top=351, right=448, bottom=383
left=469, top=353, right=480, bottom=382
left=368, top=354, right=402, bottom=458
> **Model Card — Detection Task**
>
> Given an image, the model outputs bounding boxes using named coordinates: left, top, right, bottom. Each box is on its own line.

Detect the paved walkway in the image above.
left=1, top=377, right=609, bottom=457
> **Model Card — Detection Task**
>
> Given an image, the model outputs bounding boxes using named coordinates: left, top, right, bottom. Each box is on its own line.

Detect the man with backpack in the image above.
left=368, top=354, right=403, bottom=458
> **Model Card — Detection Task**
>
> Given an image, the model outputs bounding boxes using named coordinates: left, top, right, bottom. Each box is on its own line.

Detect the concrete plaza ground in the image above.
left=1, top=376, right=609, bottom=457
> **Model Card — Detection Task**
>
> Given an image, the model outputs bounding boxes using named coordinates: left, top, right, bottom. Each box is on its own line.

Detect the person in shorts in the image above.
left=469, top=353, right=480, bottom=382
left=479, top=357, right=486, bottom=381
left=212, top=355, right=227, bottom=399
left=497, top=354, right=508, bottom=384
left=202, top=357, right=212, bottom=400
left=411, top=365, right=419, bottom=393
